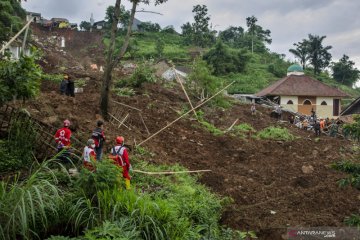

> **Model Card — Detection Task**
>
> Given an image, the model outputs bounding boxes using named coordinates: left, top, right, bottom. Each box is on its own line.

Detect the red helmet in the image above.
left=63, top=119, right=70, bottom=127
left=116, top=136, right=124, bottom=144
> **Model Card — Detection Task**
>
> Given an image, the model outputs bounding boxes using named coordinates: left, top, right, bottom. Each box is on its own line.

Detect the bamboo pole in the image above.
left=133, top=169, right=211, bottom=175
left=139, top=112, right=150, bottom=135
left=172, top=66, right=197, bottom=117
left=118, top=113, right=129, bottom=128
left=226, top=119, right=239, bottom=132
left=137, top=81, right=234, bottom=146
left=108, top=113, right=130, bottom=129
left=0, top=17, right=34, bottom=53
left=112, top=100, right=142, bottom=112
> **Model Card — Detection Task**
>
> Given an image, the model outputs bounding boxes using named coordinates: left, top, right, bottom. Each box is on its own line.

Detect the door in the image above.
left=333, top=99, right=340, bottom=116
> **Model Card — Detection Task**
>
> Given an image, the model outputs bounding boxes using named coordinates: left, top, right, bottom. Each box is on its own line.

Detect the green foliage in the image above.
left=181, top=5, right=215, bottom=47
left=75, top=159, right=123, bottom=198
left=0, top=0, right=26, bottom=46
left=0, top=52, right=42, bottom=104
left=195, top=110, right=223, bottom=136
left=115, top=61, right=156, bottom=89
left=0, top=159, right=66, bottom=240
left=343, top=115, right=360, bottom=141
left=306, top=34, right=332, bottom=75
left=83, top=219, right=140, bottom=239
left=256, top=126, right=295, bottom=141
left=332, top=160, right=360, bottom=189
left=0, top=117, right=38, bottom=173
left=232, top=123, right=256, bottom=138
left=113, top=86, right=135, bottom=97
left=332, top=55, right=360, bottom=87
left=79, top=21, right=91, bottom=31
left=246, top=15, right=272, bottom=54
left=187, top=58, right=222, bottom=98
left=203, top=41, right=250, bottom=75
left=0, top=140, right=21, bottom=173
left=345, top=214, right=360, bottom=227
left=155, top=37, right=165, bottom=57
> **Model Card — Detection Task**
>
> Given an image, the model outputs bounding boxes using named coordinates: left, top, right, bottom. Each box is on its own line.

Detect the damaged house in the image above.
left=256, top=64, right=348, bottom=118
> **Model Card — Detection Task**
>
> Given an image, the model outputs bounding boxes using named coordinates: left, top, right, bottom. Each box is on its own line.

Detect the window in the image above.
left=320, top=101, right=327, bottom=105
left=287, top=100, right=294, bottom=104
left=303, top=99, right=312, bottom=105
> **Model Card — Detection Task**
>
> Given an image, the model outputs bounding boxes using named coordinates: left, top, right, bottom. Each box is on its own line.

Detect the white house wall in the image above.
left=280, top=96, right=298, bottom=112
left=279, top=95, right=337, bottom=118
left=316, top=97, right=335, bottom=118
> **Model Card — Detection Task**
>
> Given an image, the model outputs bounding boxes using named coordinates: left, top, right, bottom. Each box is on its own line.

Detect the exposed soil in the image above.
left=11, top=26, right=360, bottom=240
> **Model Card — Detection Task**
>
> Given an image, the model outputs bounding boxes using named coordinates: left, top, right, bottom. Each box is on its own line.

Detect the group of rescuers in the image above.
left=54, top=119, right=132, bottom=190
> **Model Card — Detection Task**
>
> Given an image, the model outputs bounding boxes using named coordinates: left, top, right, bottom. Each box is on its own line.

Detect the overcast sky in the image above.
left=22, top=0, right=360, bottom=72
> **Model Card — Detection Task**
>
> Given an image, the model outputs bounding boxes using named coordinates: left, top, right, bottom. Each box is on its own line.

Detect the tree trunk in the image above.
left=100, top=0, right=121, bottom=119
left=100, top=0, right=138, bottom=119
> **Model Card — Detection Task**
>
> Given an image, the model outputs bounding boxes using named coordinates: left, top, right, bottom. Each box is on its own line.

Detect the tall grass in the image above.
left=0, top=159, right=66, bottom=239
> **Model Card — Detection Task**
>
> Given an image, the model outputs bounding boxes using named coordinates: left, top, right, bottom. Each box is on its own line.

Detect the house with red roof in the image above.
left=256, top=64, right=348, bottom=118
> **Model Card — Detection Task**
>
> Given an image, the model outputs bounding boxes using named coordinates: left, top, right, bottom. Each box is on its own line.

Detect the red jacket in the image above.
left=92, top=127, right=106, bottom=148
left=54, top=127, right=72, bottom=147
left=110, top=144, right=131, bottom=180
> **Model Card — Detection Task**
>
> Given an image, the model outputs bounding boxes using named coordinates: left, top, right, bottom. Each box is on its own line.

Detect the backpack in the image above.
left=112, top=146, right=125, bottom=166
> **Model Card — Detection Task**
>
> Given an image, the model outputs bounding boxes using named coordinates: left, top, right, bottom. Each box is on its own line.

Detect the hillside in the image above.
left=5, top=25, right=359, bottom=239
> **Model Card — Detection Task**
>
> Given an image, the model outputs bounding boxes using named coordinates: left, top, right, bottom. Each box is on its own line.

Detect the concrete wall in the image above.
left=279, top=95, right=339, bottom=118
left=280, top=96, right=298, bottom=112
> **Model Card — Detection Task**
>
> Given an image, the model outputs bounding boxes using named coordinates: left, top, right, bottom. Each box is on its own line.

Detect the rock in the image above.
left=181, top=136, right=187, bottom=140
left=301, top=165, right=314, bottom=174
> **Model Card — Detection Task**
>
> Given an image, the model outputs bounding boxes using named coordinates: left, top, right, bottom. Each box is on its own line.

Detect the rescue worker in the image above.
left=83, top=139, right=96, bottom=171
left=54, top=119, right=72, bottom=163
left=251, top=103, right=256, bottom=116
left=320, top=118, right=325, bottom=132
left=329, top=119, right=338, bottom=137
left=66, top=74, right=75, bottom=97
left=314, top=120, right=321, bottom=136
left=92, top=120, right=106, bottom=161
left=60, top=74, right=69, bottom=95
left=110, top=136, right=131, bottom=190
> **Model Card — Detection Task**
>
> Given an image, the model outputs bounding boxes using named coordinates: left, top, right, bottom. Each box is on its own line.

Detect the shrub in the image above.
left=256, top=126, right=295, bottom=141
left=0, top=51, right=42, bottom=104
left=115, top=61, right=156, bottom=88
left=233, top=123, right=255, bottom=138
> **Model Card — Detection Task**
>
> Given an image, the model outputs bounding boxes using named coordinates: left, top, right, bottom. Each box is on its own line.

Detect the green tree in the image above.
left=105, top=4, right=130, bottom=30
left=0, top=0, right=26, bottom=45
left=80, top=21, right=92, bottom=31
left=306, top=34, right=332, bottom=75
left=138, top=21, right=161, bottom=32
left=181, top=22, right=193, bottom=45
left=100, top=0, right=168, bottom=119
left=332, top=55, right=360, bottom=87
left=289, top=40, right=310, bottom=70
left=218, top=26, right=244, bottom=46
left=181, top=5, right=215, bottom=47
left=187, top=58, right=221, bottom=100
left=246, top=15, right=271, bottom=54
left=203, top=41, right=249, bottom=75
